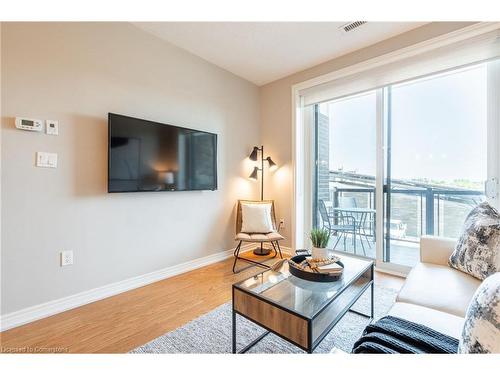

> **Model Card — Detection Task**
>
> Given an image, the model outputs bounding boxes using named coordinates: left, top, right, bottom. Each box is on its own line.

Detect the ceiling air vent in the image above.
left=340, top=21, right=367, bottom=33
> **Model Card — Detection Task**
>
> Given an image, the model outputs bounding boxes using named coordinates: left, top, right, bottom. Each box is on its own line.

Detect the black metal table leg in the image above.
left=232, top=309, right=236, bottom=353
left=239, top=331, right=270, bottom=354
left=348, top=281, right=374, bottom=320
left=370, top=280, right=374, bottom=318
left=348, top=309, right=372, bottom=318
left=232, top=311, right=271, bottom=354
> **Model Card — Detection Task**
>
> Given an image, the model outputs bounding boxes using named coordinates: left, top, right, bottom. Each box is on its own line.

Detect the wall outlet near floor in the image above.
left=279, top=218, right=285, bottom=229
left=60, top=250, right=74, bottom=266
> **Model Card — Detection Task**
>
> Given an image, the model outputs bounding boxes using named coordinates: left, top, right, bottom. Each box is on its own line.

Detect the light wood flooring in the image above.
left=0, top=252, right=404, bottom=353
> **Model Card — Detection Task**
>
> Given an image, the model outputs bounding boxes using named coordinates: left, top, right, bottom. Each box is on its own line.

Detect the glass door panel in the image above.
left=313, top=91, right=377, bottom=258
left=384, top=65, right=488, bottom=267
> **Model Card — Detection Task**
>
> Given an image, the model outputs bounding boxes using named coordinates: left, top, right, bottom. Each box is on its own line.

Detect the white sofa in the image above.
left=387, top=235, right=481, bottom=340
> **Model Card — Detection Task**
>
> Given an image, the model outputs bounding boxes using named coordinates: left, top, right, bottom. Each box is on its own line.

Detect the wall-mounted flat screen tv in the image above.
left=108, top=113, right=217, bottom=193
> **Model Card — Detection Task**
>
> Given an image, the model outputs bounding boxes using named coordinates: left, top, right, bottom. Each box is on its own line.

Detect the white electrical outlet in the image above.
left=61, top=250, right=74, bottom=266
left=279, top=218, right=285, bottom=229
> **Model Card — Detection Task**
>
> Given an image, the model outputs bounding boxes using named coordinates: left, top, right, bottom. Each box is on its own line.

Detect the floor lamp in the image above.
left=248, top=145, right=277, bottom=255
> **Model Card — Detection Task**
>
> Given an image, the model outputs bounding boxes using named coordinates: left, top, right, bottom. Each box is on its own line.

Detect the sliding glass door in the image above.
left=313, top=91, right=377, bottom=258
left=383, top=65, right=488, bottom=267
left=311, top=61, right=497, bottom=271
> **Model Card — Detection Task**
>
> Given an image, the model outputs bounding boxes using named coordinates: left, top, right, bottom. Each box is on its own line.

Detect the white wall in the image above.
left=0, top=22, right=260, bottom=315
left=1, top=21, right=478, bottom=320
left=259, top=22, right=475, bottom=248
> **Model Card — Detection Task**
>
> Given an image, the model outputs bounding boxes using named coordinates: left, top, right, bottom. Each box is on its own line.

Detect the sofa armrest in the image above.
left=419, top=236, right=457, bottom=266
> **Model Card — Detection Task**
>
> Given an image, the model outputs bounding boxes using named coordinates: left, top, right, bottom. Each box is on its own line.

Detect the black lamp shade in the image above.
left=266, top=157, right=277, bottom=171
left=249, top=147, right=259, bottom=161
left=249, top=166, right=259, bottom=180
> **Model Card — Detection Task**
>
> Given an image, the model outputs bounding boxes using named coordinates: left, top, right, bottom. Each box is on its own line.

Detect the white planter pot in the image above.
left=311, top=246, right=329, bottom=260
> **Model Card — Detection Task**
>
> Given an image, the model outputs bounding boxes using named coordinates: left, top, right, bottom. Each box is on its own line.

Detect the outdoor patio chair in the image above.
left=318, top=199, right=357, bottom=252
left=337, top=196, right=374, bottom=253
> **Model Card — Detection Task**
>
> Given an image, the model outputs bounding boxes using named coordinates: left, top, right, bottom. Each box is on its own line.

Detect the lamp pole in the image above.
left=255, top=145, right=268, bottom=255
left=248, top=144, right=277, bottom=256
left=260, top=145, right=264, bottom=201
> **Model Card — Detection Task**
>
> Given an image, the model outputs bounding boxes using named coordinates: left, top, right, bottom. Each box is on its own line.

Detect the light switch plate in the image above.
left=36, top=152, right=58, bottom=168
left=46, top=120, right=59, bottom=135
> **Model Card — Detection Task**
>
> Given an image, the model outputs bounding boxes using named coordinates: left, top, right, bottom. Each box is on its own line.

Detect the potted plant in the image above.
left=309, top=228, right=331, bottom=259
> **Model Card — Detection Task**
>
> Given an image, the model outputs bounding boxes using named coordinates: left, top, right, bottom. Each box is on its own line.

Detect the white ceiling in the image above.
left=134, top=22, right=426, bottom=86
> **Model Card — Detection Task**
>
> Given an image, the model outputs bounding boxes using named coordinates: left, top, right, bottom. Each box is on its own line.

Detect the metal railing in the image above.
left=326, top=183, right=483, bottom=242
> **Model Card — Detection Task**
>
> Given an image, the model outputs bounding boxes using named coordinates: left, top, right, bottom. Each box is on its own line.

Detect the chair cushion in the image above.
left=396, top=262, right=481, bottom=317
left=235, top=231, right=284, bottom=242
left=448, top=201, right=500, bottom=280
left=459, top=272, right=500, bottom=353
left=388, top=302, right=465, bottom=339
left=240, top=203, right=274, bottom=234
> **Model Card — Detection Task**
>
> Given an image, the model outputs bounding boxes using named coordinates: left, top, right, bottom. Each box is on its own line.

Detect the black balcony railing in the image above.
left=324, top=174, right=483, bottom=242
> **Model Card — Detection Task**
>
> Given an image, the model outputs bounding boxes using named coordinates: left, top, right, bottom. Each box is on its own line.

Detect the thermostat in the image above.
left=15, top=117, right=43, bottom=132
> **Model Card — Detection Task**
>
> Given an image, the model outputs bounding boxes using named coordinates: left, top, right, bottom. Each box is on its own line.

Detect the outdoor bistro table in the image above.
left=329, top=207, right=376, bottom=252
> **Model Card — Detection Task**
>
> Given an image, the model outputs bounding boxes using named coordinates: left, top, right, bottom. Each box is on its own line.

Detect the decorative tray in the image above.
left=288, top=253, right=344, bottom=282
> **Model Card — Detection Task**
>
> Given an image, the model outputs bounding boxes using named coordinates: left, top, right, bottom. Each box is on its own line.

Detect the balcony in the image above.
left=318, top=172, right=484, bottom=267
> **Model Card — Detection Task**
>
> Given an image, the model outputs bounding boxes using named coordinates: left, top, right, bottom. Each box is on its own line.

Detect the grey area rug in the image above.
left=131, top=285, right=398, bottom=354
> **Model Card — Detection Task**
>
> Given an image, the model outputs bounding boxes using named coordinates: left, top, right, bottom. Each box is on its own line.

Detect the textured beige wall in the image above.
left=259, top=22, right=475, bottom=247
left=1, top=22, right=260, bottom=314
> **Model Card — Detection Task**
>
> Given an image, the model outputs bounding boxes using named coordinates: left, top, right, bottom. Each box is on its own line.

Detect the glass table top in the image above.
left=233, top=255, right=373, bottom=319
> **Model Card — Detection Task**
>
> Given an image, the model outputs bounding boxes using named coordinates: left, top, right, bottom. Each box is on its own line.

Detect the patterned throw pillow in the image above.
left=448, top=201, right=500, bottom=280
left=459, top=272, right=500, bottom=353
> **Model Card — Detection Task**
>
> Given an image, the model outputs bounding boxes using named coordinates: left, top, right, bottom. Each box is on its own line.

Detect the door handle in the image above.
left=485, top=178, right=498, bottom=199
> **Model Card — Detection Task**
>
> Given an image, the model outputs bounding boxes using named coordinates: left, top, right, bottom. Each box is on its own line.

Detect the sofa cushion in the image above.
left=448, top=201, right=500, bottom=280
left=459, top=272, right=500, bottom=353
left=396, top=262, right=481, bottom=317
left=388, top=302, right=465, bottom=339
left=420, top=236, right=456, bottom=266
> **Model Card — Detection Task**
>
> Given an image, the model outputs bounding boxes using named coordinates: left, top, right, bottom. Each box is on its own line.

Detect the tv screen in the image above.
left=108, top=113, right=217, bottom=193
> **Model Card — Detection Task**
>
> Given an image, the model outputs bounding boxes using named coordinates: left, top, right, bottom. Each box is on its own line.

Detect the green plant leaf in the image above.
left=309, top=228, right=330, bottom=248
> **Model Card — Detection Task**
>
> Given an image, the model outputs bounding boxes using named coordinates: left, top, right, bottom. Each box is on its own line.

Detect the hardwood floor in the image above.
left=0, top=252, right=404, bottom=353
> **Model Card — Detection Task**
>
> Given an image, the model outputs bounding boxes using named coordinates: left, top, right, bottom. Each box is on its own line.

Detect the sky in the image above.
left=320, top=64, right=488, bottom=185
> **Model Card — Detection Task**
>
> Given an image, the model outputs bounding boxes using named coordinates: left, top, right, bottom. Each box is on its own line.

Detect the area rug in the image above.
left=131, top=285, right=398, bottom=354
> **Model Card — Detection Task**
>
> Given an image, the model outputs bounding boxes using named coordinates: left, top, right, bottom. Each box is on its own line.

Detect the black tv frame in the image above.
left=107, top=112, right=218, bottom=193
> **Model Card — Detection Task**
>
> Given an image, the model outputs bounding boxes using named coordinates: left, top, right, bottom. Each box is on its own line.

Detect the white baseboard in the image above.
left=0, top=243, right=257, bottom=332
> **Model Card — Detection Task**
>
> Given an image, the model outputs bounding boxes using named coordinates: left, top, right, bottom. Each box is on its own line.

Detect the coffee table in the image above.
left=232, top=255, right=374, bottom=353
